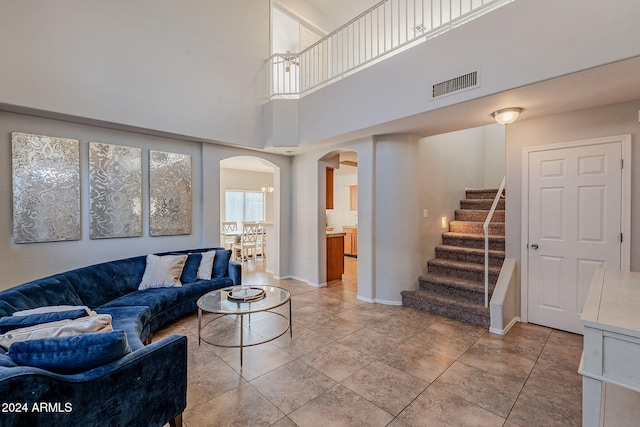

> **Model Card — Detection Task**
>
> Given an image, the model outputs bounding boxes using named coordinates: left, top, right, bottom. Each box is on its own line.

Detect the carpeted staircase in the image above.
left=401, top=189, right=505, bottom=328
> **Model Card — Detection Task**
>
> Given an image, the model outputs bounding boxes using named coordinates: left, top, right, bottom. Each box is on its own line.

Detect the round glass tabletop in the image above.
left=197, top=285, right=291, bottom=315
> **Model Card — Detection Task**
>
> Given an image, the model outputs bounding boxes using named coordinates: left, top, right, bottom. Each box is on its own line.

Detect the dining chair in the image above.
left=256, top=222, right=267, bottom=259
left=232, top=223, right=259, bottom=263
left=221, top=221, right=237, bottom=250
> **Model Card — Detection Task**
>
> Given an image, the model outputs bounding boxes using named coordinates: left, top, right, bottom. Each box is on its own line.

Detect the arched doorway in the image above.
left=321, top=150, right=358, bottom=292
left=219, top=156, right=281, bottom=277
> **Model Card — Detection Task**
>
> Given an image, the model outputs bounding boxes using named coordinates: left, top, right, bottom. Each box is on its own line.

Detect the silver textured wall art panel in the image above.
left=89, top=142, right=142, bottom=239
left=149, top=150, right=192, bottom=236
left=11, top=132, right=81, bottom=243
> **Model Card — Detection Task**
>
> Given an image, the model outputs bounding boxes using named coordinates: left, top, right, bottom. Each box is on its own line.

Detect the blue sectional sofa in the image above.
left=0, top=248, right=241, bottom=427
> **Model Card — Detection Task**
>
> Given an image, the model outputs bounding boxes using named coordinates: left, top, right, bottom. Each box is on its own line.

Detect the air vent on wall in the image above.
left=432, top=71, right=478, bottom=98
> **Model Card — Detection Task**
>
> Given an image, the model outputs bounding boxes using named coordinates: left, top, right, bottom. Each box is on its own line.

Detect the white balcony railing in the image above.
left=268, top=0, right=515, bottom=98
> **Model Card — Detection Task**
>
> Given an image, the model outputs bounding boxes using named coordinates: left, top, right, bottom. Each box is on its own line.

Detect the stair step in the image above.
left=427, top=258, right=501, bottom=284
left=418, top=273, right=494, bottom=304
left=465, top=189, right=504, bottom=200
left=455, top=209, right=505, bottom=222
left=402, top=187, right=507, bottom=329
left=460, top=199, right=505, bottom=211
left=448, top=220, right=504, bottom=236
left=401, top=289, right=490, bottom=328
left=442, top=232, right=505, bottom=251
left=435, top=245, right=505, bottom=267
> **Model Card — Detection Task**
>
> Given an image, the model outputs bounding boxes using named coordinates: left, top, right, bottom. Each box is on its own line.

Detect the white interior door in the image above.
left=527, top=141, right=622, bottom=334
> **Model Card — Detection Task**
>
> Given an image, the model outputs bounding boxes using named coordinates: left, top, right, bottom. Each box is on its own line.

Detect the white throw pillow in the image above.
left=0, top=314, right=113, bottom=350
left=196, top=251, right=216, bottom=280
left=12, top=305, right=96, bottom=317
left=138, top=254, right=188, bottom=290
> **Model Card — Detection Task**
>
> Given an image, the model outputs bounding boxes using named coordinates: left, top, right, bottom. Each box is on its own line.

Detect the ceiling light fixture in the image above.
left=261, top=184, right=274, bottom=193
left=491, top=107, right=523, bottom=125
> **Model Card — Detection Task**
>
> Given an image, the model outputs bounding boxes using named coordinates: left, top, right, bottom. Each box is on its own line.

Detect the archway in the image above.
left=219, top=156, right=281, bottom=277
left=320, top=150, right=359, bottom=293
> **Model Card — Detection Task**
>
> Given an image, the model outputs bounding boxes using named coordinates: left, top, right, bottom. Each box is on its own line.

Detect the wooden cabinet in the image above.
left=326, top=167, right=334, bottom=209
left=326, top=234, right=345, bottom=282
left=343, top=226, right=357, bottom=256
left=349, top=185, right=358, bottom=211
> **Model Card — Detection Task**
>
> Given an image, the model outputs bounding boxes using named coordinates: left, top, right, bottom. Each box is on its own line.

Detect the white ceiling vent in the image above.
left=432, top=71, right=479, bottom=99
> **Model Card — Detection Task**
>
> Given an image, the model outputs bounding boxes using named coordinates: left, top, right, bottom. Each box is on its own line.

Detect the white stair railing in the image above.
left=268, top=0, right=516, bottom=98
left=483, top=176, right=505, bottom=308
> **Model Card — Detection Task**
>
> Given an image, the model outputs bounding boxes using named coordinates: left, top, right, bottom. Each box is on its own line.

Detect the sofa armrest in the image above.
left=0, top=334, right=187, bottom=427
left=227, top=260, right=242, bottom=286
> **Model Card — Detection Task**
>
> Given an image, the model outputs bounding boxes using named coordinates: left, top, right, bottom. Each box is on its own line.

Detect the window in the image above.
left=225, top=190, right=265, bottom=225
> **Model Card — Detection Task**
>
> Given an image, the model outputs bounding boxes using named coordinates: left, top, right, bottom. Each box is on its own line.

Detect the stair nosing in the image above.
left=402, top=289, right=489, bottom=312
left=443, top=232, right=505, bottom=240
left=435, top=245, right=506, bottom=258
left=419, top=273, right=496, bottom=289
left=427, top=258, right=502, bottom=273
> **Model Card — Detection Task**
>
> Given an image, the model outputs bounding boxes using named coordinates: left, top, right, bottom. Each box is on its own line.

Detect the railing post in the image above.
left=267, top=0, right=515, bottom=98
left=483, top=176, right=506, bottom=308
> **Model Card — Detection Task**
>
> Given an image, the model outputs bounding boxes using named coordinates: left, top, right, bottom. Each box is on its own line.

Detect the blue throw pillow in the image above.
left=8, top=330, right=131, bottom=374
left=212, top=249, right=232, bottom=278
left=180, top=253, right=202, bottom=283
left=0, top=309, right=89, bottom=334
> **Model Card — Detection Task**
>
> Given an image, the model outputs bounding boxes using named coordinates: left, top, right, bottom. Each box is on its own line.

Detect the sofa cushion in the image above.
left=8, top=330, right=131, bottom=374
left=181, top=253, right=202, bottom=283
left=138, top=254, right=188, bottom=290
left=173, top=253, right=202, bottom=284
left=0, top=276, right=85, bottom=317
left=0, top=314, right=113, bottom=350
left=212, top=249, right=232, bottom=278
left=0, top=309, right=89, bottom=334
left=63, top=255, right=147, bottom=309
left=95, top=306, right=152, bottom=351
left=197, top=250, right=216, bottom=280
left=0, top=353, right=17, bottom=367
left=101, top=278, right=232, bottom=317
left=12, top=305, right=94, bottom=316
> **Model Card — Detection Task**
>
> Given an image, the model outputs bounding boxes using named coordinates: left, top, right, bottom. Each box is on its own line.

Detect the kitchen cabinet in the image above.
left=349, top=185, right=358, bottom=211
left=326, top=167, right=334, bottom=209
left=326, top=233, right=345, bottom=281
left=343, top=226, right=357, bottom=256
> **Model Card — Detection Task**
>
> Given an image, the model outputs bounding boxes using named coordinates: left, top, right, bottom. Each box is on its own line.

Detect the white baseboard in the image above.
left=489, top=317, right=520, bottom=336
left=356, top=295, right=402, bottom=305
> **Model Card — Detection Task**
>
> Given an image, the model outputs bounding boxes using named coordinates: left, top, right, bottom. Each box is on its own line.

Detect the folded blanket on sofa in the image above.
left=0, top=314, right=112, bottom=350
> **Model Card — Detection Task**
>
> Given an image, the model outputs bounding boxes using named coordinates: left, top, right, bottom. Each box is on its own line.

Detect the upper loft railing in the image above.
left=267, top=0, right=515, bottom=98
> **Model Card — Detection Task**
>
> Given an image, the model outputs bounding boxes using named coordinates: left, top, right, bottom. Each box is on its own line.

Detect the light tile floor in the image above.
left=157, top=258, right=583, bottom=426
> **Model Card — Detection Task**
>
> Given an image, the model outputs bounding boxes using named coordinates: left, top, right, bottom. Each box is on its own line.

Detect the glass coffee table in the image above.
left=197, top=285, right=292, bottom=366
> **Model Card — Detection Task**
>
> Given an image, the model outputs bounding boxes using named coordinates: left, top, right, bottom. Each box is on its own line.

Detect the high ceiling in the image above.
left=274, top=0, right=380, bottom=35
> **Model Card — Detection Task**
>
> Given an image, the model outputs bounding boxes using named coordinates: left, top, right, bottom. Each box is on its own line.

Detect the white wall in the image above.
left=506, top=99, right=640, bottom=316
left=418, top=126, right=494, bottom=264
left=0, top=110, right=293, bottom=289
left=0, top=0, right=269, bottom=148
left=326, top=164, right=357, bottom=230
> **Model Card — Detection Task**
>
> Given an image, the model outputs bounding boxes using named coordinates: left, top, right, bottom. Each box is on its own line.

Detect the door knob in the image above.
left=530, top=243, right=539, bottom=250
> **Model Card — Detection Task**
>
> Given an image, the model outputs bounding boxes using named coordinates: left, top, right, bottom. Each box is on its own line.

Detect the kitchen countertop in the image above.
left=326, top=232, right=346, bottom=237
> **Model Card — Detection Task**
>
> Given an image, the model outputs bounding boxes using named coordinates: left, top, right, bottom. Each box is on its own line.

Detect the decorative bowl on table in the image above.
left=227, top=287, right=266, bottom=302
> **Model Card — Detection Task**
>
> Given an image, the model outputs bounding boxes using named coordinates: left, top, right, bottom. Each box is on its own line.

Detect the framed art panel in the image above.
left=89, top=142, right=142, bottom=239
left=149, top=150, right=192, bottom=236
left=11, top=132, right=81, bottom=243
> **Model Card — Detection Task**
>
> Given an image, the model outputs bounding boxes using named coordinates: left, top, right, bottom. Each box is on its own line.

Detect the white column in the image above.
left=373, top=134, right=422, bottom=304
